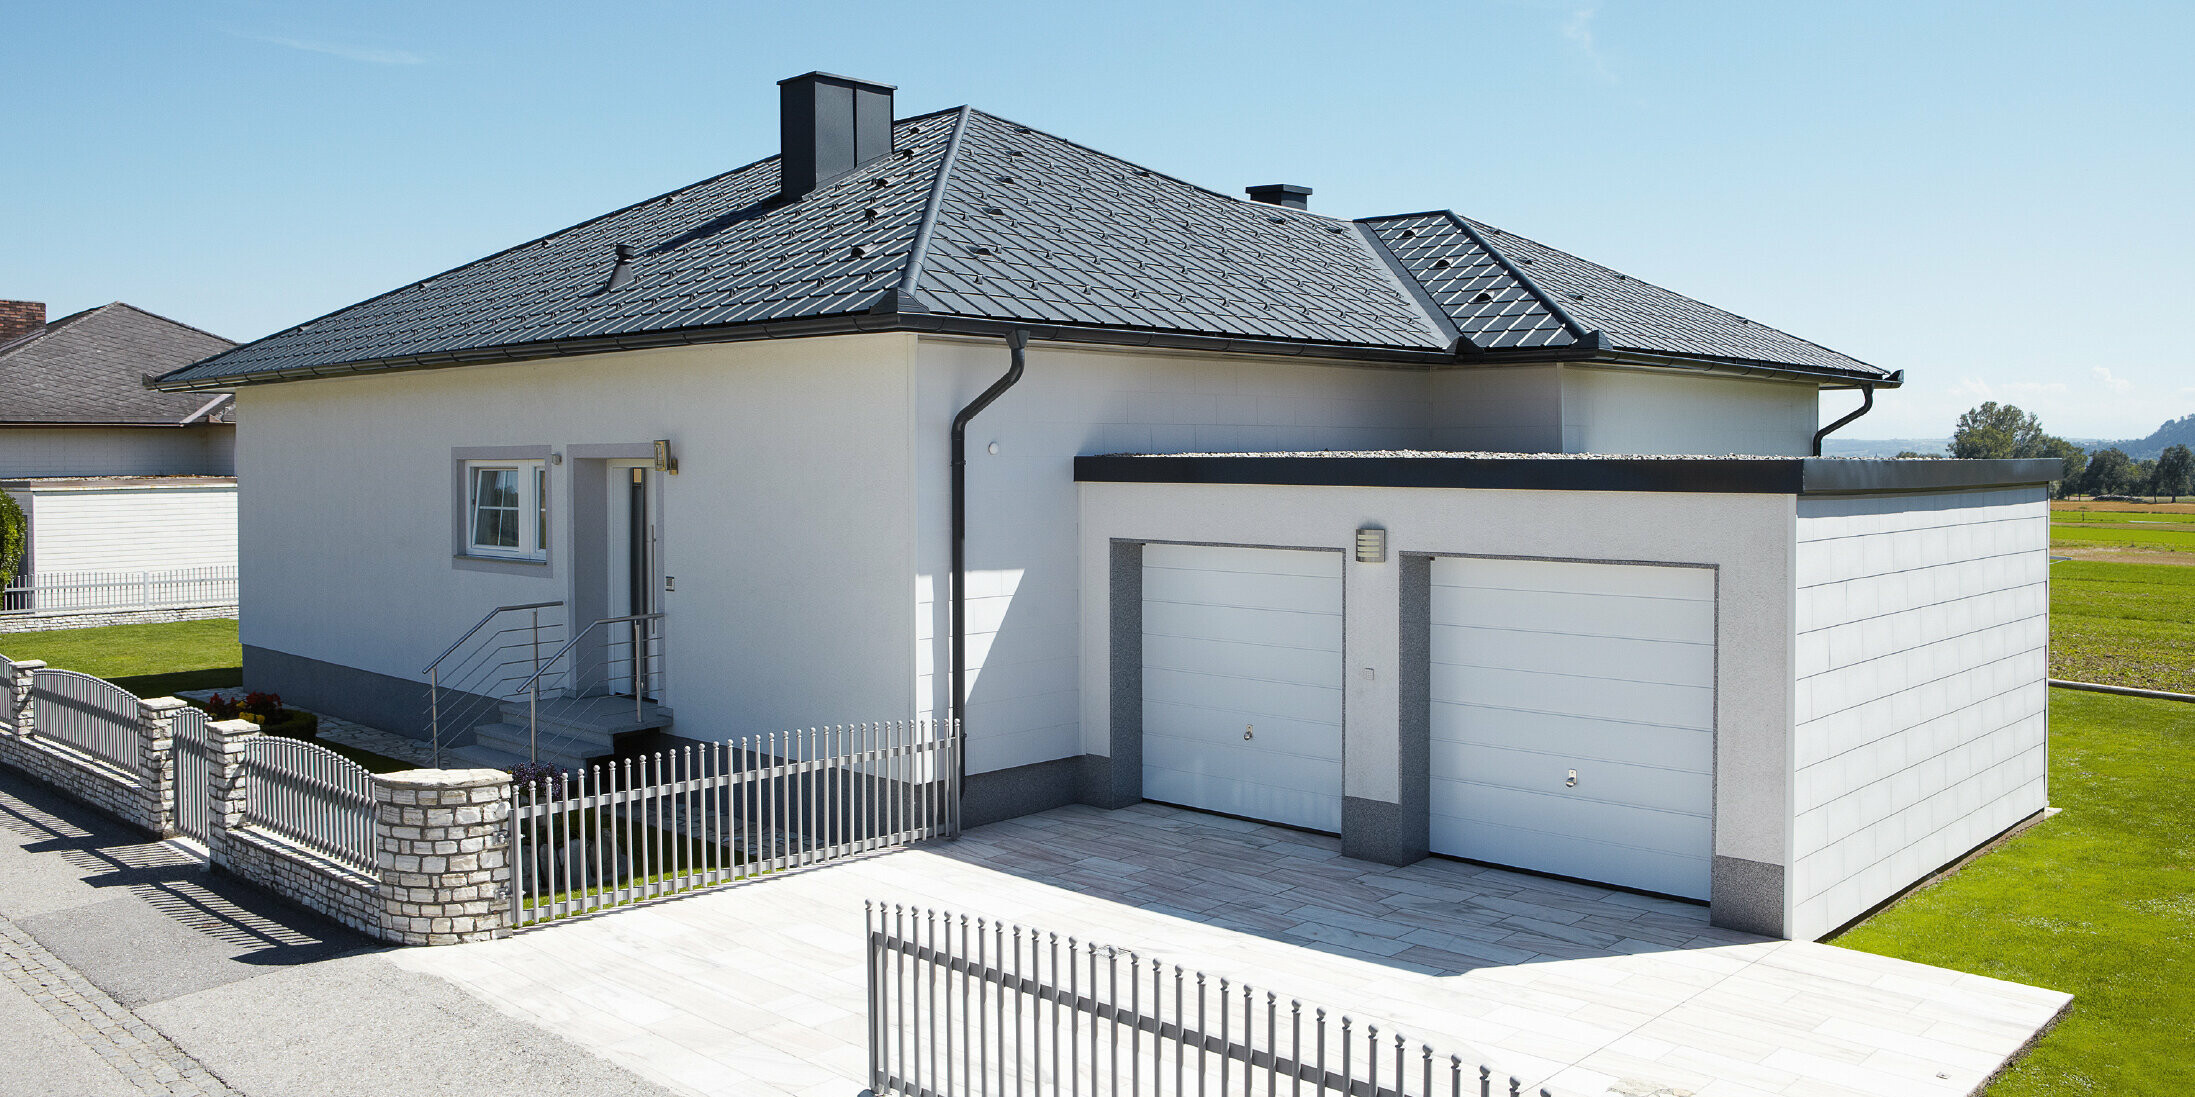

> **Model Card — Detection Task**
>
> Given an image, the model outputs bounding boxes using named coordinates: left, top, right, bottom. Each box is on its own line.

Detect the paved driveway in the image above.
left=395, top=802, right=2069, bottom=1097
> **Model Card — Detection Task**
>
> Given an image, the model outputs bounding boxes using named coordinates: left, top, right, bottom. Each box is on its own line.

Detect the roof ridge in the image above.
left=1458, top=215, right=1873, bottom=369
left=882, top=105, right=974, bottom=314
left=1443, top=212, right=1592, bottom=344
left=1347, top=222, right=1462, bottom=351
left=158, top=109, right=968, bottom=385
left=97, top=301, right=236, bottom=347
left=961, top=108, right=1359, bottom=225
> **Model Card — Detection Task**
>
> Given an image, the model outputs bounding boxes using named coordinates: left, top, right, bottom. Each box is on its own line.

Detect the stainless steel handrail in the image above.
left=423, top=601, right=565, bottom=674
left=509, top=612, right=666, bottom=765
left=426, top=601, right=565, bottom=768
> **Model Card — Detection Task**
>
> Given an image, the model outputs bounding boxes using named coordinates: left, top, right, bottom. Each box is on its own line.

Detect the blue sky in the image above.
left=6, top=1, right=2189, bottom=439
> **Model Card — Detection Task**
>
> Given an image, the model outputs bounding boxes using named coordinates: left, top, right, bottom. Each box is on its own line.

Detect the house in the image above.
left=1, top=300, right=239, bottom=624
left=150, top=73, right=2055, bottom=941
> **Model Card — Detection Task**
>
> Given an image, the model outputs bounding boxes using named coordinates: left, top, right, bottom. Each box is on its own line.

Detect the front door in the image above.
left=605, top=463, right=655, bottom=698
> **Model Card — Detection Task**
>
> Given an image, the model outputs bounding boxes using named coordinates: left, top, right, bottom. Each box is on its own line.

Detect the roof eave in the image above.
left=149, top=312, right=1458, bottom=392
left=1463, top=343, right=1898, bottom=388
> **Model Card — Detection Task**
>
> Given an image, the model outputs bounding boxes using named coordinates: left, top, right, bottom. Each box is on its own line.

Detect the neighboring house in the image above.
left=152, top=73, right=2055, bottom=941
left=1, top=301, right=240, bottom=625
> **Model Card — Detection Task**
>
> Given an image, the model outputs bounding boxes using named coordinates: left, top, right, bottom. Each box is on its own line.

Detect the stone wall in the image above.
left=3, top=659, right=514, bottom=946
left=0, top=605, right=237, bottom=634
left=0, top=660, right=169, bottom=834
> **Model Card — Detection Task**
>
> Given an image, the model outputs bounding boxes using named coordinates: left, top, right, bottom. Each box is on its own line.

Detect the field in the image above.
left=2050, top=501, right=2195, bottom=562
left=2049, top=560, right=2195, bottom=694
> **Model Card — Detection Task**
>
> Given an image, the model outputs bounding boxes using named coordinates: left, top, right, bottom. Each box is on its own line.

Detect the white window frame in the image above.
left=464, top=460, right=548, bottom=560
left=451, top=446, right=554, bottom=575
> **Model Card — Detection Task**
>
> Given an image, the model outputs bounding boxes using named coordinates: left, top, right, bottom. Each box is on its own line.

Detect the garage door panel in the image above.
left=1430, top=812, right=1710, bottom=900
left=1430, top=704, right=1714, bottom=773
left=1144, top=766, right=1341, bottom=833
left=1145, top=702, right=1339, bottom=760
left=1429, top=557, right=1714, bottom=901
left=1143, top=607, right=1344, bottom=664
left=1143, top=545, right=1343, bottom=834
left=1143, top=634, right=1344, bottom=689
left=1435, top=556, right=1715, bottom=602
left=1431, top=782, right=1710, bottom=864
left=1431, top=584, right=1716, bottom=645
left=1146, top=544, right=1339, bottom=579
left=1144, top=568, right=1342, bottom=613
left=1432, top=624, right=1715, bottom=687
left=1142, top=668, right=1341, bottom=723
left=1430, top=663, right=1714, bottom=731
left=1430, top=740, right=1714, bottom=817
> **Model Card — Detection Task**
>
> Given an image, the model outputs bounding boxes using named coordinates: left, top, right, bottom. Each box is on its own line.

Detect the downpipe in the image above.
left=949, top=328, right=1029, bottom=812
left=1812, top=383, right=1875, bottom=456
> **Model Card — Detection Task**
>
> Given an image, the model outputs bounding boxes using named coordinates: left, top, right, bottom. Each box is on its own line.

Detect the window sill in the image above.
left=451, top=554, right=553, bottom=577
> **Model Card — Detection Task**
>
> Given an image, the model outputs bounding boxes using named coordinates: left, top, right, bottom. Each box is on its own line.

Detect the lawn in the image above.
left=2050, top=559, right=2195, bottom=694
left=1831, top=690, right=2195, bottom=1095
left=0, top=618, right=242, bottom=697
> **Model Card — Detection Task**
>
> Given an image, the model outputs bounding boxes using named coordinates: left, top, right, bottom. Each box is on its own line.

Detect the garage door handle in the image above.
left=1244, top=724, right=1254, bottom=741
left=1566, top=769, right=1578, bottom=788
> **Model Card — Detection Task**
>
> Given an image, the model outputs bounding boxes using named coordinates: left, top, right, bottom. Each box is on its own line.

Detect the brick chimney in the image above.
left=0, top=300, right=45, bottom=344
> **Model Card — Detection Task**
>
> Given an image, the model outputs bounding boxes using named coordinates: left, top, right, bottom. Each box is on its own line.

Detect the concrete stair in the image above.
left=444, top=694, right=672, bottom=773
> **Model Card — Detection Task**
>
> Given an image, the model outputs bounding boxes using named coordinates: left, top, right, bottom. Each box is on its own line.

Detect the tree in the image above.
left=2082, top=448, right=2136, bottom=497
left=1948, top=403, right=2086, bottom=495
left=0, top=490, right=24, bottom=583
left=1950, top=402, right=2045, bottom=460
left=2032, top=437, right=2089, bottom=499
left=2157, top=444, right=2195, bottom=502
left=2135, top=459, right=2160, bottom=500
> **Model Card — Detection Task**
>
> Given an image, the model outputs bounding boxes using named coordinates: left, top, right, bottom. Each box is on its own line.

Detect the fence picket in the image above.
left=508, top=720, right=960, bottom=928
left=864, top=906, right=1544, bottom=1097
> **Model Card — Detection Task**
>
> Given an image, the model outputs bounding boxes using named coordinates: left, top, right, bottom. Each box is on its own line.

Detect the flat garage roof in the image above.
left=1073, top=453, right=2064, bottom=496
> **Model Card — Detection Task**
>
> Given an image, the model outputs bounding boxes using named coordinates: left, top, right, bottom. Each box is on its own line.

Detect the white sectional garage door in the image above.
left=1142, top=545, right=1344, bottom=832
left=1429, top=557, right=1715, bottom=898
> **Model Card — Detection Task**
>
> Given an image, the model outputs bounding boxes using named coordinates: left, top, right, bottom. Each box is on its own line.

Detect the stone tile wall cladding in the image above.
left=2, top=659, right=513, bottom=946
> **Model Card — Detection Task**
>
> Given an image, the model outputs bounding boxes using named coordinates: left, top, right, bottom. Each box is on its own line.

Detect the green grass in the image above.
left=2047, top=509, right=2195, bottom=525
left=0, top=618, right=241, bottom=697
left=2050, top=523, right=2195, bottom=554
left=1831, top=691, right=2195, bottom=1095
left=2050, top=560, right=2195, bottom=694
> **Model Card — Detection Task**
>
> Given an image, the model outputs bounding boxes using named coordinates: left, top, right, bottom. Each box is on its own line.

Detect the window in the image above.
left=465, top=461, right=548, bottom=560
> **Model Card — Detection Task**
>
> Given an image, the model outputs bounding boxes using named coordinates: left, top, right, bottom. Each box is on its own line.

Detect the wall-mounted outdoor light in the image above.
left=1354, top=527, right=1387, bottom=563
left=654, top=439, right=678, bottom=475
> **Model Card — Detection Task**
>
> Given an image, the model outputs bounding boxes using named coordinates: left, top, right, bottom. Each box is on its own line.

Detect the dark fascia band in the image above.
left=1072, top=455, right=2064, bottom=496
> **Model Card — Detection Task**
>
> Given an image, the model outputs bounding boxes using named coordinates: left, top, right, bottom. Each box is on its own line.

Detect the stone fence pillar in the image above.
left=373, top=769, right=512, bottom=945
left=4, top=659, right=43, bottom=737
left=136, top=697, right=187, bottom=836
left=203, top=718, right=261, bottom=867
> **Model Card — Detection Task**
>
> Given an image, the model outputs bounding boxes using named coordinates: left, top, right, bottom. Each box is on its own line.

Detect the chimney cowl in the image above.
left=1245, top=184, right=1312, bottom=210
left=778, top=72, right=898, bottom=199
left=0, top=299, right=46, bottom=345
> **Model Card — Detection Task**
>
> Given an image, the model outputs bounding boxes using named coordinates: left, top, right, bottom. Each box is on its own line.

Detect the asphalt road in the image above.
left=0, top=767, right=684, bottom=1097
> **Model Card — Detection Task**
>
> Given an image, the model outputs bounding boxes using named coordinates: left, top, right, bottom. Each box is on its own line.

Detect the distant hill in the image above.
left=2103, top=414, right=2195, bottom=460
left=1822, top=437, right=1947, bottom=458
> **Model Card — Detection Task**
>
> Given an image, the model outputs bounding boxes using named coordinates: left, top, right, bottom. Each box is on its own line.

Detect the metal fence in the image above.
left=173, top=706, right=214, bottom=844
left=2, top=565, right=238, bottom=615
left=28, top=668, right=142, bottom=773
left=242, top=736, right=377, bottom=873
left=511, top=719, right=959, bottom=927
left=865, top=905, right=1551, bottom=1097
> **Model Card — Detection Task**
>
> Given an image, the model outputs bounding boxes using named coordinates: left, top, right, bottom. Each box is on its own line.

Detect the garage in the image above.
left=1428, top=557, right=1715, bottom=898
left=1141, top=544, right=1344, bottom=832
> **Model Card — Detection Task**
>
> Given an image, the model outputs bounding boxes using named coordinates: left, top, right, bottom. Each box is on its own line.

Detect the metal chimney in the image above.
left=1245, top=184, right=1312, bottom=210
left=778, top=72, right=897, bottom=198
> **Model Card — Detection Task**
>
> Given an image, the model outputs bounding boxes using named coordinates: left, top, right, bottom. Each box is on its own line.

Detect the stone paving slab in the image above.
left=394, top=803, right=2069, bottom=1097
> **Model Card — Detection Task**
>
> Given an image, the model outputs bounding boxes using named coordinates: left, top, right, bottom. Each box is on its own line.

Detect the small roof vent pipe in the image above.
left=1246, top=183, right=1312, bottom=210
left=779, top=71, right=898, bottom=198
left=604, top=243, right=637, bottom=292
